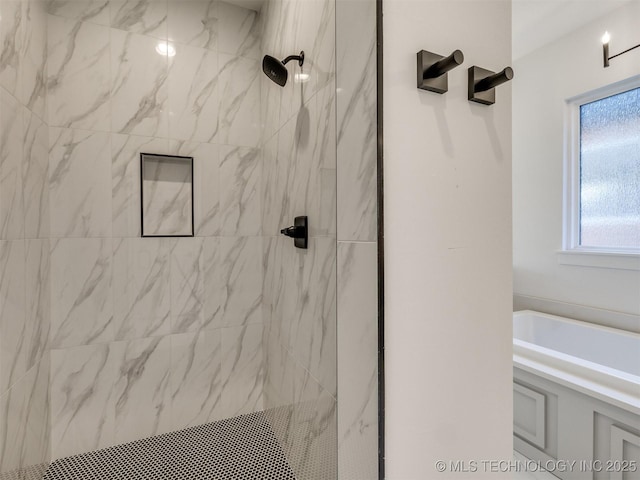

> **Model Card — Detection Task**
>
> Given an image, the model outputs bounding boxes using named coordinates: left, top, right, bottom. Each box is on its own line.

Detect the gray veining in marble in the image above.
left=46, top=14, right=110, bottom=131
left=49, top=238, right=113, bottom=349
left=0, top=88, right=24, bottom=240
left=50, top=344, right=115, bottom=459
left=168, top=0, right=217, bottom=50
left=48, top=128, right=112, bottom=237
left=113, top=336, right=172, bottom=444
left=110, top=29, right=169, bottom=136
left=110, top=0, right=168, bottom=38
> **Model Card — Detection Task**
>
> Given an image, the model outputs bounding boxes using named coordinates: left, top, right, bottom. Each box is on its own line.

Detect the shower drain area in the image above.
left=43, top=411, right=297, bottom=480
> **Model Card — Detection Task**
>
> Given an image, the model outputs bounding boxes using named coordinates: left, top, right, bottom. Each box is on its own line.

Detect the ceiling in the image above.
left=512, top=0, right=633, bottom=59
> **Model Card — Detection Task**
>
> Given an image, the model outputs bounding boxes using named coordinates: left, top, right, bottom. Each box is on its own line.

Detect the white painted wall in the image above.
left=384, top=1, right=513, bottom=478
left=513, top=2, right=640, bottom=318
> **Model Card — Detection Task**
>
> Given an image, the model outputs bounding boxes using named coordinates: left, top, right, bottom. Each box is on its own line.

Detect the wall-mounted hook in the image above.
left=468, top=66, right=513, bottom=105
left=417, top=49, right=464, bottom=94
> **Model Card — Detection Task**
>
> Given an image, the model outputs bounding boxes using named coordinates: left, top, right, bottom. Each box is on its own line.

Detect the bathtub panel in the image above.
left=513, top=382, right=546, bottom=449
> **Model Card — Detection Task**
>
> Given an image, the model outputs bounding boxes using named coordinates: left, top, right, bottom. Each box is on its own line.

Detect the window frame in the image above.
left=560, top=75, right=640, bottom=271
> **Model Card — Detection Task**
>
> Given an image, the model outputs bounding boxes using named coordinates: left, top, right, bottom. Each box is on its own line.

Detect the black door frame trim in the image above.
left=376, top=0, right=385, bottom=478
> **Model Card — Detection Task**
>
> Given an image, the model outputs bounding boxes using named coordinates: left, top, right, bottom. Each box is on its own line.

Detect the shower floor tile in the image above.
left=43, top=411, right=297, bottom=480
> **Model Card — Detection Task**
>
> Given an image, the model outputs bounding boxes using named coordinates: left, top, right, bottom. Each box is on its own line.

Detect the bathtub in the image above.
left=513, top=310, right=640, bottom=415
left=513, top=311, right=640, bottom=478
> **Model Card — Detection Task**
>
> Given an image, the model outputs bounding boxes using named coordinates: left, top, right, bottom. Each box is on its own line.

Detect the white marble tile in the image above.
left=47, top=0, right=110, bottom=25
left=20, top=0, right=48, bottom=118
left=0, top=362, right=31, bottom=473
left=113, top=336, right=172, bottom=444
left=109, top=0, right=167, bottom=39
left=22, top=109, right=49, bottom=239
left=49, top=238, right=113, bottom=349
left=261, top=236, right=296, bottom=352
left=203, top=236, right=262, bottom=330
left=50, top=343, right=115, bottom=459
left=46, top=14, right=110, bottom=131
left=0, top=89, right=24, bottom=240
left=110, top=28, right=169, bottom=137
left=260, top=72, right=281, bottom=144
left=219, top=145, right=261, bottom=236
left=170, top=329, right=222, bottom=429
left=289, top=370, right=337, bottom=480
left=218, top=54, right=260, bottom=147
left=20, top=354, right=50, bottom=476
left=167, top=0, right=217, bottom=50
left=0, top=241, right=27, bottom=394
left=337, top=241, right=377, bottom=480
left=49, top=127, right=112, bottom=238
left=111, top=134, right=170, bottom=238
left=218, top=1, right=259, bottom=60
left=112, top=238, right=171, bottom=341
left=24, top=239, right=50, bottom=371
left=263, top=338, right=295, bottom=411
left=170, top=141, right=220, bottom=237
left=0, top=0, right=23, bottom=97
left=168, top=44, right=219, bottom=143
left=290, top=236, right=336, bottom=396
left=261, top=120, right=292, bottom=238
left=219, top=324, right=264, bottom=419
left=170, top=237, right=204, bottom=333
left=141, top=154, right=193, bottom=236
left=336, top=0, right=376, bottom=242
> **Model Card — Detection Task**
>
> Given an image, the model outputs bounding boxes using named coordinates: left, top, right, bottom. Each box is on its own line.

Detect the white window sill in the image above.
left=557, top=250, right=640, bottom=271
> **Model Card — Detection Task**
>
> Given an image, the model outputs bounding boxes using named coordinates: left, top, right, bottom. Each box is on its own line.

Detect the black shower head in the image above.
left=262, top=51, right=305, bottom=87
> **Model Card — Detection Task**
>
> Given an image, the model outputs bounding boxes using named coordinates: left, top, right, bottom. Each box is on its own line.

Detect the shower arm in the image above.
left=282, top=51, right=305, bottom=67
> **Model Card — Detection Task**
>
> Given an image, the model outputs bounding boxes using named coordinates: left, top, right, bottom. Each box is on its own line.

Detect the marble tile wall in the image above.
left=0, top=0, right=51, bottom=477
left=335, top=0, right=378, bottom=478
left=44, top=0, right=265, bottom=460
left=260, top=0, right=339, bottom=478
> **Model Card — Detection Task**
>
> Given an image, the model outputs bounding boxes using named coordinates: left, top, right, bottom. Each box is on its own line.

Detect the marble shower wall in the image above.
left=45, top=0, right=265, bottom=460
left=335, top=1, right=378, bottom=479
left=260, top=0, right=338, bottom=478
left=0, top=0, right=51, bottom=477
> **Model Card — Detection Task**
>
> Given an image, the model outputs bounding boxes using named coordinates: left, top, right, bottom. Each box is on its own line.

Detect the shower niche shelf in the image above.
left=140, top=153, right=194, bottom=237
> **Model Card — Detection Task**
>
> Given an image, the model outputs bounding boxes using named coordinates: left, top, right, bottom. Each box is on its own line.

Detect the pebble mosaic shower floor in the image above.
left=43, top=411, right=297, bottom=480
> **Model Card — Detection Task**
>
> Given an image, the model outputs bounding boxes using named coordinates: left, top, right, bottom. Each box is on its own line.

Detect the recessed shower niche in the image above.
left=140, top=153, right=194, bottom=237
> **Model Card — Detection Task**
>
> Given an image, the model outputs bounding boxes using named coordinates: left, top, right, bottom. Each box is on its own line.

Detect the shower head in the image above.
left=262, top=51, right=305, bottom=87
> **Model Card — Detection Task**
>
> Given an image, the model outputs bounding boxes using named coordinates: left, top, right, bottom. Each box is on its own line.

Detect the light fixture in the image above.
left=602, top=31, right=640, bottom=68
left=156, top=42, right=176, bottom=57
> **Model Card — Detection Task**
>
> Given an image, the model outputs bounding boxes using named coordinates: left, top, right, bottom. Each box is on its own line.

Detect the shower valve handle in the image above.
left=280, top=226, right=305, bottom=238
left=280, top=216, right=308, bottom=249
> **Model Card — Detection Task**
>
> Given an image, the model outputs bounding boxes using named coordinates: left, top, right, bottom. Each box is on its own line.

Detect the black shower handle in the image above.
left=280, top=226, right=305, bottom=238
left=280, top=216, right=308, bottom=249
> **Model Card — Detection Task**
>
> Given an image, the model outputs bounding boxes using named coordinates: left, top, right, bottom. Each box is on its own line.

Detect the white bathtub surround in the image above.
left=512, top=451, right=560, bottom=480
left=513, top=311, right=640, bottom=480
left=514, top=311, right=640, bottom=414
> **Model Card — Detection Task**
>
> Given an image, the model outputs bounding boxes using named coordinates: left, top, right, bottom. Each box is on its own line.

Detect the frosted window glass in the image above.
left=579, top=87, right=640, bottom=248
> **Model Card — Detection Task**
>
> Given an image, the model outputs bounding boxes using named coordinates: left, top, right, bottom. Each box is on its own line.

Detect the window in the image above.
left=561, top=79, right=640, bottom=270
left=579, top=87, right=640, bottom=249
